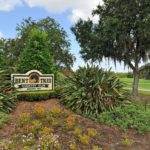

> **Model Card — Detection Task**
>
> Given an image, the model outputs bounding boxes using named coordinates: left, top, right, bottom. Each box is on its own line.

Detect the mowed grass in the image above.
left=120, top=78, right=150, bottom=90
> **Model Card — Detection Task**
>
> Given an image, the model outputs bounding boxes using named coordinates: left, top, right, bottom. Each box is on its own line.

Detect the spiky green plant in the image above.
left=60, top=65, right=126, bottom=116
left=0, top=68, right=16, bottom=113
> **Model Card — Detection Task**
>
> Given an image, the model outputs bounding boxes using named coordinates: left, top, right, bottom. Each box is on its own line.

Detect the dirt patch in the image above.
left=129, top=96, right=150, bottom=102
left=0, top=99, right=150, bottom=150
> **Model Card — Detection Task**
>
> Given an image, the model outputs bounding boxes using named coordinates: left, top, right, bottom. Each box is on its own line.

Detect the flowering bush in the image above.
left=79, top=134, right=90, bottom=145
left=87, top=128, right=97, bottom=137
left=33, top=104, right=46, bottom=118
left=38, top=127, right=54, bottom=136
left=0, top=139, right=13, bottom=149
left=121, top=137, right=134, bottom=147
left=73, top=126, right=82, bottom=137
left=18, top=113, right=30, bottom=127
left=17, top=124, right=33, bottom=134
left=37, top=134, right=60, bottom=150
left=32, top=120, right=42, bottom=136
left=66, top=115, right=76, bottom=129
left=92, top=145, right=103, bottom=150
left=22, top=133, right=35, bottom=146
left=69, top=141, right=77, bottom=150
left=45, top=113, right=54, bottom=123
left=51, top=108, right=61, bottom=117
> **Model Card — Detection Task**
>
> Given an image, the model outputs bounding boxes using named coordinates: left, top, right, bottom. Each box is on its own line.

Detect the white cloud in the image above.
left=23, top=0, right=102, bottom=23
left=0, top=0, right=22, bottom=11
left=0, top=0, right=103, bottom=22
left=0, top=32, right=3, bottom=38
left=23, top=0, right=72, bottom=13
left=69, top=0, right=102, bottom=23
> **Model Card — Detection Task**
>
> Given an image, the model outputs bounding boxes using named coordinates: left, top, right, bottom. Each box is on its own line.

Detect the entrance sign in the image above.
left=11, top=70, right=54, bottom=91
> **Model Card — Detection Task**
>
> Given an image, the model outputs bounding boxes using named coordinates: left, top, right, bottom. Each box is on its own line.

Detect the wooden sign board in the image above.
left=11, top=70, right=54, bottom=92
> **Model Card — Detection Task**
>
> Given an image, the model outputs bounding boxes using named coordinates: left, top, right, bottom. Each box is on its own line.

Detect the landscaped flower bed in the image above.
left=1, top=100, right=150, bottom=150
left=0, top=103, right=102, bottom=150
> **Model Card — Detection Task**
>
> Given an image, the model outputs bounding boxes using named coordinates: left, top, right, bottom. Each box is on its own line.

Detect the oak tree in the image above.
left=72, top=0, right=150, bottom=96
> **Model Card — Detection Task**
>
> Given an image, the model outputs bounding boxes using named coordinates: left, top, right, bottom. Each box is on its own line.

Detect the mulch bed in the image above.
left=0, top=99, right=150, bottom=150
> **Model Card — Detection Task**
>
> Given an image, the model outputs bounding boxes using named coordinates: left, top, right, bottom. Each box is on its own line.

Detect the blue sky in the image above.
left=0, top=0, right=132, bottom=72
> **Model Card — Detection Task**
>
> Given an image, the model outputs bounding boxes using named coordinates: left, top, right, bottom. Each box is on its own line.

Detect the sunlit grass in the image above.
left=120, top=78, right=150, bottom=90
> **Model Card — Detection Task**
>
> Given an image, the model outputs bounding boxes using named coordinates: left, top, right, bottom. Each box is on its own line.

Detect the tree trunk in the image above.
left=132, top=69, right=139, bottom=96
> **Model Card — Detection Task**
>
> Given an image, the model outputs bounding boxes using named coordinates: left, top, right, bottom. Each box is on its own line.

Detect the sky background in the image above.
left=0, top=0, right=136, bottom=72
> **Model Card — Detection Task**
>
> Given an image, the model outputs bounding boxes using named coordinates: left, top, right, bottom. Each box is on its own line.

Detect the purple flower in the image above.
left=37, top=144, right=41, bottom=150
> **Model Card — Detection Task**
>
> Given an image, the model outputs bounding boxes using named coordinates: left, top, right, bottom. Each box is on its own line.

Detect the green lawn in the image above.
left=120, top=78, right=150, bottom=96
left=120, top=78, right=150, bottom=90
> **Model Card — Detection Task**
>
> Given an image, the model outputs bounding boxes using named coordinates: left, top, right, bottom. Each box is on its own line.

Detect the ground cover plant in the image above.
left=99, top=102, right=150, bottom=133
left=60, top=65, right=126, bottom=116
left=0, top=112, right=10, bottom=129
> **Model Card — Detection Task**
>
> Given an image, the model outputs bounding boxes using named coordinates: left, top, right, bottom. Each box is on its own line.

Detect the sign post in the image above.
left=11, top=70, right=54, bottom=92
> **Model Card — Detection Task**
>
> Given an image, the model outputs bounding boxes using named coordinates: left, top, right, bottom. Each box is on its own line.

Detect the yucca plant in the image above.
left=60, top=65, right=126, bottom=116
left=0, top=68, right=16, bottom=113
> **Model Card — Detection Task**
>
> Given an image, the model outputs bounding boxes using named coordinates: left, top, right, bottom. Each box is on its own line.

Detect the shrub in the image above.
left=51, top=119, right=59, bottom=127
left=37, top=133, right=60, bottom=149
left=0, top=112, right=10, bottom=128
left=87, top=128, right=97, bottom=137
left=38, top=127, right=54, bottom=136
left=46, top=113, right=54, bottom=123
left=60, top=65, right=126, bottom=116
left=99, top=102, right=150, bottom=132
left=17, top=91, right=55, bottom=101
left=17, top=124, right=33, bottom=134
left=0, top=139, right=14, bottom=149
left=69, top=141, right=77, bottom=150
left=55, top=72, right=67, bottom=97
left=33, top=104, right=46, bottom=118
left=0, top=94, right=16, bottom=113
left=92, top=146, right=103, bottom=150
left=16, top=28, right=56, bottom=74
left=32, top=120, right=42, bottom=135
left=79, top=134, right=90, bottom=145
left=21, top=133, right=35, bottom=147
left=73, top=126, right=82, bottom=137
left=66, top=115, right=76, bottom=129
left=51, top=108, right=61, bottom=117
left=18, top=113, right=30, bottom=127
left=121, top=137, right=134, bottom=147
left=0, top=69, right=16, bottom=113
left=115, top=72, right=128, bottom=78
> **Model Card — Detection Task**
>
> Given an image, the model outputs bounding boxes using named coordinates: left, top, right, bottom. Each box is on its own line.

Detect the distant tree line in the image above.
left=115, top=72, right=133, bottom=78
left=139, top=63, right=150, bottom=80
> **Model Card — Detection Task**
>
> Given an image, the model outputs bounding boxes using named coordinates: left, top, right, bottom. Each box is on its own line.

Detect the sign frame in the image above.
left=11, top=70, right=54, bottom=92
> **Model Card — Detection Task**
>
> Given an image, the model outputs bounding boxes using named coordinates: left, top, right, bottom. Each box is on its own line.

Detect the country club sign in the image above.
left=11, top=70, right=54, bottom=91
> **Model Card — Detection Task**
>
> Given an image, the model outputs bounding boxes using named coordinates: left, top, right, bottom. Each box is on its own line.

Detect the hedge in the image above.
left=17, top=90, right=56, bottom=101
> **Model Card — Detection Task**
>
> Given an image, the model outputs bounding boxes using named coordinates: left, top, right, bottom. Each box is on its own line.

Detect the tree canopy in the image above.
left=17, top=28, right=56, bottom=74
left=72, top=0, right=150, bottom=96
left=0, top=39, right=6, bottom=69
left=16, top=17, right=75, bottom=71
left=1, top=17, right=75, bottom=71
